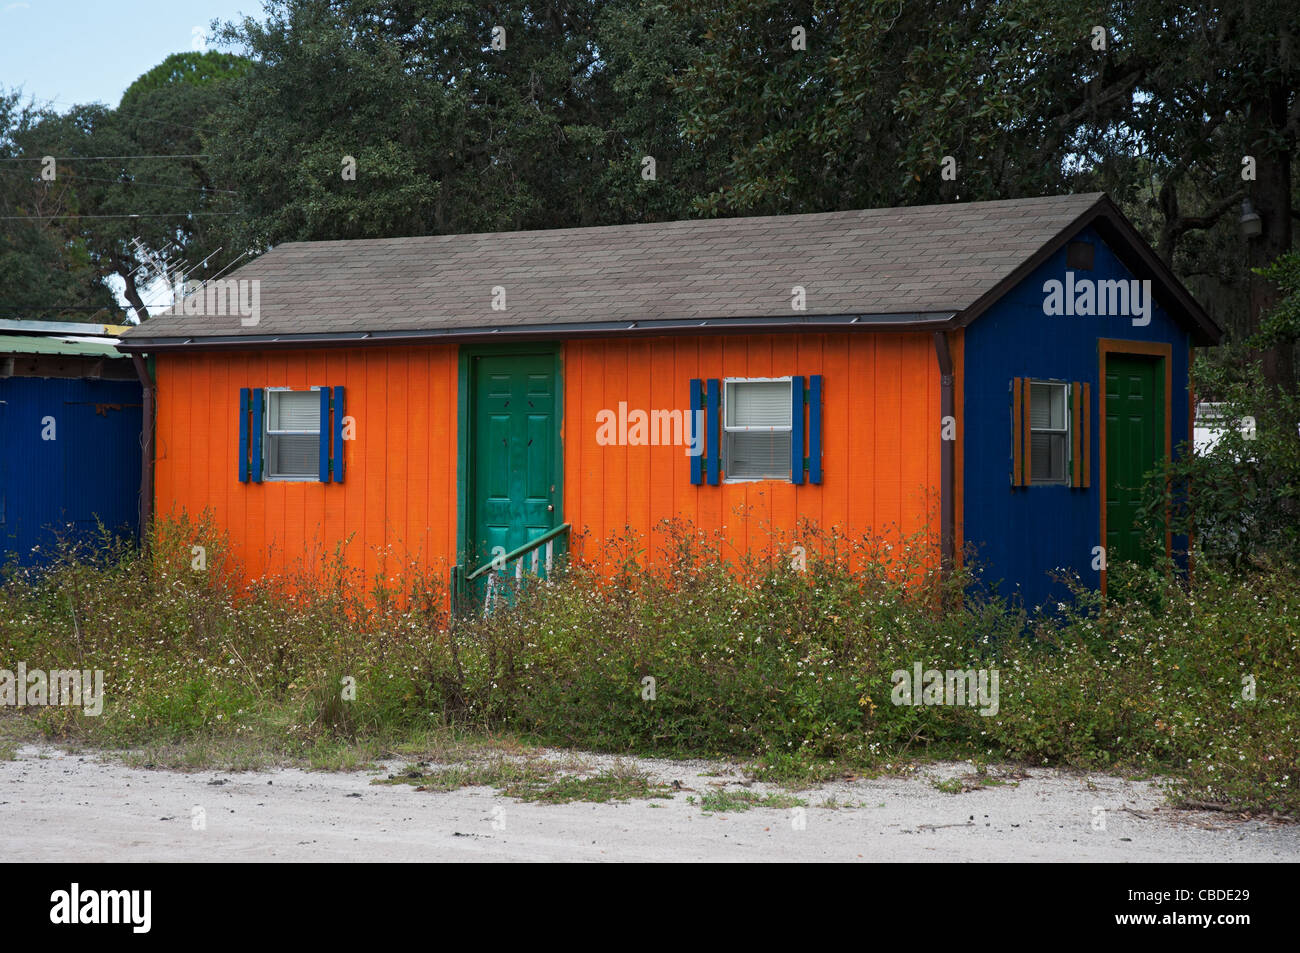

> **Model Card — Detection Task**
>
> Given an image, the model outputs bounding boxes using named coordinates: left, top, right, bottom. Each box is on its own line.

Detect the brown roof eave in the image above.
left=114, top=311, right=961, bottom=354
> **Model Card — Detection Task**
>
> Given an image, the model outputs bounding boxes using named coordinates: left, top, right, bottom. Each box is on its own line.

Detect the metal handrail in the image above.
left=466, top=523, right=572, bottom=581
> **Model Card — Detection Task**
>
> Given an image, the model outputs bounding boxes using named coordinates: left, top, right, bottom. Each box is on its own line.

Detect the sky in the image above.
left=1, top=1, right=268, bottom=318
left=1, top=0, right=264, bottom=109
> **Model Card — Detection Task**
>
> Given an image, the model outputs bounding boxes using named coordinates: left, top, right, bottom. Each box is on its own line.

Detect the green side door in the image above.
left=469, top=352, right=559, bottom=569
left=1104, top=353, right=1165, bottom=566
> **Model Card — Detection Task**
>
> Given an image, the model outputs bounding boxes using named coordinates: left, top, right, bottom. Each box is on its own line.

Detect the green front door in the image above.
left=1105, top=353, right=1165, bottom=565
left=469, top=352, right=560, bottom=569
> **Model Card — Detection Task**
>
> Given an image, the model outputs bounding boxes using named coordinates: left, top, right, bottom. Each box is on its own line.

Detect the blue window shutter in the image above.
left=689, top=378, right=703, bottom=485
left=809, top=374, right=823, bottom=484
left=790, top=375, right=805, bottom=484
left=332, top=385, right=345, bottom=482
left=318, top=386, right=332, bottom=483
left=250, top=388, right=264, bottom=483
left=706, top=378, right=720, bottom=485
left=238, top=388, right=250, bottom=483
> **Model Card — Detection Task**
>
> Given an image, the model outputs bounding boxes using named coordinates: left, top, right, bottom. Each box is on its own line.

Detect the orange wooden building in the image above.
left=117, top=194, right=1218, bottom=609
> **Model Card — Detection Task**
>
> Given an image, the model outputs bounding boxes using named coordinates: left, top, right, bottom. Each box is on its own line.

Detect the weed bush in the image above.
left=1, top=513, right=1296, bottom=813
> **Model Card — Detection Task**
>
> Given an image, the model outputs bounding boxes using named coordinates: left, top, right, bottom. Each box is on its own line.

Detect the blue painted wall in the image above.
left=0, top=376, right=142, bottom=565
left=962, top=225, right=1191, bottom=610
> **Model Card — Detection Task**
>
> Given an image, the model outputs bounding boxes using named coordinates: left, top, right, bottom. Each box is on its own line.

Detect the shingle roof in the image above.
left=118, top=192, right=1219, bottom=347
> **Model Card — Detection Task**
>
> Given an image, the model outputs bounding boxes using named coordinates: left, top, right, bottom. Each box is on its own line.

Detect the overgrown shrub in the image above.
left=1144, top=358, right=1300, bottom=569
left=1, top=512, right=1296, bottom=813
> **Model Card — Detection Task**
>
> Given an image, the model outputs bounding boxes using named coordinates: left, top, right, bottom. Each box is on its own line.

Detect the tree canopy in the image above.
left=0, top=51, right=249, bottom=322
left=1, top=1, right=1296, bottom=391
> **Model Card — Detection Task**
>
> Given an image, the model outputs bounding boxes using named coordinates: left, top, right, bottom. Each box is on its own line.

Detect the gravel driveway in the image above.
left=2, top=745, right=1295, bottom=862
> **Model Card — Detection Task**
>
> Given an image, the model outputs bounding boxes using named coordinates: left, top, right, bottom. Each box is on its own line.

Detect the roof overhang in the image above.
left=114, top=311, right=959, bottom=353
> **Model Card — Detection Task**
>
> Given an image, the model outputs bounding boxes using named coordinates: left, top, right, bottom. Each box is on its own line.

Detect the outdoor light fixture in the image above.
left=1240, top=198, right=1263, bottom=239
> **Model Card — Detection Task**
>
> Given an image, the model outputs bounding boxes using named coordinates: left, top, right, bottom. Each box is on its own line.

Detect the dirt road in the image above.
left=2, top=746, right=1295, bottom=862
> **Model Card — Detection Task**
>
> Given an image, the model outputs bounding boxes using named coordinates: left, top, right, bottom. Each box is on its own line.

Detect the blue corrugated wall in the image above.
left=962, top=225, right=1191, bottom=610
left=0, top=376, right=142, bottom=565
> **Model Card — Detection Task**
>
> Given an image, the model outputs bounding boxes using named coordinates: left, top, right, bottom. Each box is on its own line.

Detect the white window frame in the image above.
left=722, top=376, right=793, bottom=483
left=263, top=386, right=322, bottom=482
left=1028, top=379, right=1070, bottom=486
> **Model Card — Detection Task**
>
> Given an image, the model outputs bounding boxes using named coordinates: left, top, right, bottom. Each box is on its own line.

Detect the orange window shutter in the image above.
left=1012, top=377, right=1023, bottom=486
left=1071, top=382, right=1082, bottom=487
left=1076, top=382, right=1086, bottom=491
left=1022, top=378, right=1033, bottom=486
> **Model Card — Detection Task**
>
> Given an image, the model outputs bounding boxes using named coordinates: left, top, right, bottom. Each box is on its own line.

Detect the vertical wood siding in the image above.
left=154, top=331, right=951, bottom=583
left=962, top=225, right=1191, bottom=609
left=153, top=346, right=459, bottom=583
left=561, top=332, right=949, bottom=565
left=0, top=375, right=142, bottom=564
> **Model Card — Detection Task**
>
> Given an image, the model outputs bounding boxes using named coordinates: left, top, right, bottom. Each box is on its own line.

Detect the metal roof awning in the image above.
left=0, top=333, right=130, bottom=359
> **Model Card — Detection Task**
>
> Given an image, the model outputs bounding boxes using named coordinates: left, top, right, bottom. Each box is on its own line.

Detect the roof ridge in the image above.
left=270, top=192, right=1107, bottom=251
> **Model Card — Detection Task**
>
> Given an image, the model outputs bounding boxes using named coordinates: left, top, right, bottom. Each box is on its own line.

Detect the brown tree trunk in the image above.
left=114, top=261, right=150, bottom=324
left=1246, top=81, right=1296, bottom=395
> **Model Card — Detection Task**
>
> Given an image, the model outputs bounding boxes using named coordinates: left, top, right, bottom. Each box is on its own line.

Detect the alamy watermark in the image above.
left=1, top=663, right=104, bottom=715
left=1043, top=272, right=1152, bottom=327
left=891, top=663, right=999, bottom=716
left=170, top=278, right=261, bottom=327
left=595, top=402, right=705, bottom=456
left=50, top=884, right=150, bottom=933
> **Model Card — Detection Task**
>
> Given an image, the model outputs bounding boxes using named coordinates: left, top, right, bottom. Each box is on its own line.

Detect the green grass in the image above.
left=376, top=759, right=552, bottom=793
left=2, top=513, right=1298, bottom=816
left=376, top=757, right=674, bottom=804
left=506, top=766, right=674, bottom=804
left=0, top=716, right=30, bottom=761
left=695, top=788, right=806, bottom=812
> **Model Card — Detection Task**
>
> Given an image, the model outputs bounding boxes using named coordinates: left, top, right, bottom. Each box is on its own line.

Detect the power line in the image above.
left=0, top=154, right=210, bottom=162
left=0, top=211, right=243, bottom=220
left=0, top=304, right=129, bottom=311
left=0, top=168, right=239, bottom=195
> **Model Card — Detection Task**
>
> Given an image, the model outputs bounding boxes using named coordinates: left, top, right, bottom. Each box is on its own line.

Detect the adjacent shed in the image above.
left=0, top=320, right=143, bottom=565
left=117, top=193, right=1220, bottom=609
